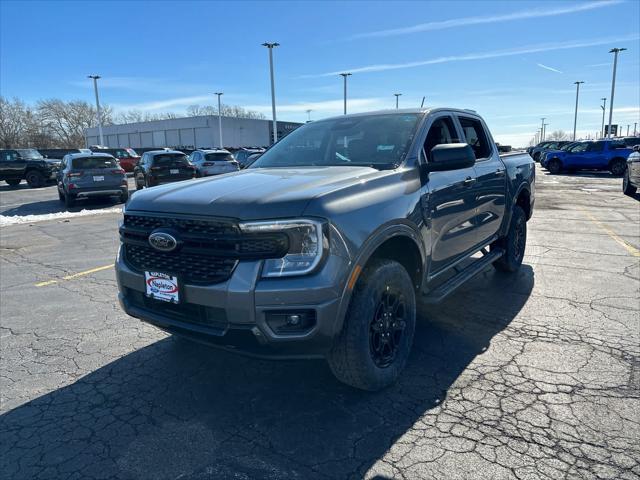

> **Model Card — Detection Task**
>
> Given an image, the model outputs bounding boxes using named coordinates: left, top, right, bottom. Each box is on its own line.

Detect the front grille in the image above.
left=120, top=213, right=288, bottom=284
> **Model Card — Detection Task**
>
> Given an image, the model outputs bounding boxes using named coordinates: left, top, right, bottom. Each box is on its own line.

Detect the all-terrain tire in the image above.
left=327, top=259, right=416, bottom=391
left=492, top=205, right=527, bottom=273
left=25, top=170, right=45, bottom=188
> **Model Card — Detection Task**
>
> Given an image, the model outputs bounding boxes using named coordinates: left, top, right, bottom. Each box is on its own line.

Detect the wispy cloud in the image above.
left=302, top=34, right=640, bottom=78
left=349, top=0, right=621, bottom=40
left=586, top=62, right=611, bottom=68
left=536, top=63, right=563, bottom=74
left=112, top=95, right=213, bottom=112
left=244, top=98, right=387, bottom=115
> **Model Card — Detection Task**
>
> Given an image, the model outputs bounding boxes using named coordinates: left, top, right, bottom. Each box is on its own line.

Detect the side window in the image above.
left=458, top=116, right=492, bottom=160
left=192, top=152, right=200, bottom=162
left=423, top=116, right=459, bottom=162
left=610, top=141, right=626, bottom=149
left=589, top=142, right=605, bottom=152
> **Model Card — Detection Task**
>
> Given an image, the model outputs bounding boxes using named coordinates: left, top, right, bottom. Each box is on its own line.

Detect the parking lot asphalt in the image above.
left=1, top=165, right=639, bottom=480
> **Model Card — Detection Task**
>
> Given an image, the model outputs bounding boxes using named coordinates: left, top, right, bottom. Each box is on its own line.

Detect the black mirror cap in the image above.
left=423, top=143, right=476, bottom=172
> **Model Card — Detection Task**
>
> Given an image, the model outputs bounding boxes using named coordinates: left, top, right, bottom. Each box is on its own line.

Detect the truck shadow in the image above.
left=1, top=266, right=534, bottom=479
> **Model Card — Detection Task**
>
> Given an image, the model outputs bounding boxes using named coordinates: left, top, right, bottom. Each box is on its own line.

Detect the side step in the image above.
left=421, top=248, right=505, bottom=304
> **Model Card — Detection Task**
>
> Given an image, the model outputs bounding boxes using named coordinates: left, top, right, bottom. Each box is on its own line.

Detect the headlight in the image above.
left=239, top=219, right=326, bottom=277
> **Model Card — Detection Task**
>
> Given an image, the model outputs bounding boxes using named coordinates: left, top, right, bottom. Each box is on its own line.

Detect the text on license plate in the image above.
left=170, top=169, right=179, bottom=174
left=93, top=175, right=104, bottom=181
left=145, top=271, right=179, bottom=303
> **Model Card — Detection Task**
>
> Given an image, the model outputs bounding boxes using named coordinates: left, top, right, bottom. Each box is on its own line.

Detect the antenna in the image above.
left=420, top=96, right=425, bottom=108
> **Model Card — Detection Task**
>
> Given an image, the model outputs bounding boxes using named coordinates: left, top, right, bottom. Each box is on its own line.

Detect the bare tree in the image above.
left=546, top=130, right=569, bottom=141
left=0, top=97, right=30, bottom=148
left=36, top=99, right=112, bottom=147
left=187, top=103, right=265, bottom=119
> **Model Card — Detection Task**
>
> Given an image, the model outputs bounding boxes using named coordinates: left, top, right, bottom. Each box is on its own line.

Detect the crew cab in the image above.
left=543, top=139, right=632, bottom=175
left=0, top=148, right=60, bottom=187
left=115, top=109, right=535, bottom=391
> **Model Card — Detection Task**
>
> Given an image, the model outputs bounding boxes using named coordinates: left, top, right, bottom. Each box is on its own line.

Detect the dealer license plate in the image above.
left=170, top=169, right=179, bottom=174
left=93, top=175, right=104, bottom=181
left=145, top=271, right=179, bottom=303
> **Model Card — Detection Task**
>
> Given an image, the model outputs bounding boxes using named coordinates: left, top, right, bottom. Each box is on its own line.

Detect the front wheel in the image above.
left=327, top=259, right=416, bottom=391
left=492, top=205, right=527, bottom=273
left=623, top=169, right=637, bottom=196
left=610, top=158, right=626, bottom=176
left=547, top=159, right=562, bottom=175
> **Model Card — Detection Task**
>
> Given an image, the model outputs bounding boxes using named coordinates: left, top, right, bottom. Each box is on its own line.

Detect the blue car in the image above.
left=542, top=139, right=632, bottom=175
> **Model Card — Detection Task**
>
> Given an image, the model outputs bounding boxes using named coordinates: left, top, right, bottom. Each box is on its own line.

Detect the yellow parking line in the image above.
left=581, top=209, right=640, bottom=257
left=35, top=264, right=114, bottom=287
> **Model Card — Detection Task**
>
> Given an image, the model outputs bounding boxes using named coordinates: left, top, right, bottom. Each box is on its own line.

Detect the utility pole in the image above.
left=607, top=47, right=626, bottom=138
left=540, top=118, right=546, bottom=141
left=87, top=75, right=104, bottom=146
left=572, top=81, right=584, bottom=141
left=214, top=92, right=223, bottom=148
left=394, top=93, right=402, bottom=109
left=600, top=98, right=607, bottom=139
left=339, top=73, right=351, bottom=115
left=306, top=109, right=312, bottom=122
left=262, top=42, right=279, bottom=144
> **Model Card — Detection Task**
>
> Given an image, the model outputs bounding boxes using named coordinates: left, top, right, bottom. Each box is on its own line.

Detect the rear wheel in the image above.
left=119, top=189, right=129, bottom=204
left=547, top=159, right=562, bottom=174
left=135, top=177, right=143, bottom=190
left=64, top=192, right=76, bottom=208
left=25, top=170, right=45, bottom=188
left=623, top=169, right=637, bottom=196
left=610, top=158, right=626, bottom=176
left=5, top=179, right=20, bottom=186
left=327, top=259, right=416, bottom=391
left=492, top=205, right=527, bottom=273
left=58, top=188, right=64, bottom=202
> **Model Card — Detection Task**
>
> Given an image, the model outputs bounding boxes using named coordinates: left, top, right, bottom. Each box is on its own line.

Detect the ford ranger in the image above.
left=116, top=108, right=535, bottom=391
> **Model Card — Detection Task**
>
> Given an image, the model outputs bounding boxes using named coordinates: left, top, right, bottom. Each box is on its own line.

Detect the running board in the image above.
left=421, top=248, right=505, bottom=304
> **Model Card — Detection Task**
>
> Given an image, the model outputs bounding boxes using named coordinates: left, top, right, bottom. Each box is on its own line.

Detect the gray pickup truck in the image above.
left=116, top=108, right=535, bottom=390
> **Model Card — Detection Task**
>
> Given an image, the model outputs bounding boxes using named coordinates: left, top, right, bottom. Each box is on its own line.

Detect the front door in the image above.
left=420, top=115, right=479, bottom=276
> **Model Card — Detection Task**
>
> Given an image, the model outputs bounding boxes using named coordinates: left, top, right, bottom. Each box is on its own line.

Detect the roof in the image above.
left=145, top=149, right=185, bottom=155
left=318, top=107, right=482, bottom=123
left=64, top=152, right=115, bottom=160
left=196, top=148, right=231, bottom=154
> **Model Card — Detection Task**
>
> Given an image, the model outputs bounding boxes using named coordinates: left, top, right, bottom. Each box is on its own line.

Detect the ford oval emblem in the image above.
left=148, top=231, right=179, bottom=252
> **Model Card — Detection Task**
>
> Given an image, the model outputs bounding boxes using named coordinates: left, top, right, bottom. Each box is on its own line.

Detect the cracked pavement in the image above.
left=1, top=165, right=639, bottom=479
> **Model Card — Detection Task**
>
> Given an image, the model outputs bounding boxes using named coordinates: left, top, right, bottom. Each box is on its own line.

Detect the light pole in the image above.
left=394, top=93, right=402, bottom=109
left=213, top=92, right=223, bottom=148
left=262, top=42, right=279, bottom=144
left=540, top=118, right=546, bottom=141
left=339, top=73, right=351, bottom=115
left=88, top=75, right=104, bottom=146
left=306, top=109, right=312, bottom=122
left=607, top=47, right=626, bottom=138
left=627, top=125, right=630, bottom=136
left=600, top=98, right=607, bottom=139
left=572, top=81, right=584, bottom=141
left=543, top=123, right=548, bottom=141
left=634, top=122, right=637, bottom=136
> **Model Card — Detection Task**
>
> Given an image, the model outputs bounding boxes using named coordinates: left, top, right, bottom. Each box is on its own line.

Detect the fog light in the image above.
left=265, top=310, right=316, bottom=334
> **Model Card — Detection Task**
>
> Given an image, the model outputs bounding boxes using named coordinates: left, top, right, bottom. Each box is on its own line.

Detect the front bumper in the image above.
left=115, top=245, right=350, bottom=358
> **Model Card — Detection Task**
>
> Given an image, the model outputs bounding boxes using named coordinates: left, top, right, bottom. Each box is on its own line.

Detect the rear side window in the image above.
left=152, top=154, right=189, bottom=166
left=205, top=153, right=234, bottom=162
left=611, top=141, right=627, bottom=149
left=458, top=117, right=492, bottom=160
left=72, top=156, right=117, bottom=169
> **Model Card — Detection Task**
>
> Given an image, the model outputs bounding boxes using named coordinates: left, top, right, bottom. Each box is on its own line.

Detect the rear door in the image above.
left=455, top=114, right=507, bottom=247
left=420, top=114, right=479, bottom=276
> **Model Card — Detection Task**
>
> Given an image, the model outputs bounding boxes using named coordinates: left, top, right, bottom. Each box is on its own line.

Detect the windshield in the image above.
left=252, top=113, right=421, bottom=169
left=72, top=156, right=117, bottom=169
left=152, top=154, right=189, bottom=166
left=125, top=148, right=139, bottom=157
left=205, top=153, right=234, bottom=162
left=17, top=149, right=44, bottom=160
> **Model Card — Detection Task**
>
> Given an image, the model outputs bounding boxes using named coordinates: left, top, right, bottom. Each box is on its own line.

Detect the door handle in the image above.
left=463, top=177, right=476, bottom=186
left=495, top=169, right=506, bottom=176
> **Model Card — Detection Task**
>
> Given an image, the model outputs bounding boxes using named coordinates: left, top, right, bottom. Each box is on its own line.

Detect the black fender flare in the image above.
left=332, top=222, right=425, bottom=336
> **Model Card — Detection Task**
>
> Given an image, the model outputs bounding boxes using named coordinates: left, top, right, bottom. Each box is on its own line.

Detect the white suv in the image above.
left=189, top=149, right=239, bottom=177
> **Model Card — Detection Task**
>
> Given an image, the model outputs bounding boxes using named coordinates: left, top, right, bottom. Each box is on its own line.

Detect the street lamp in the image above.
left=262, top=42, right=279, bottom=144
left=540, top=118, right=546, bottom=141
left=214, top=92, right=223, bottom=148
left=600, top=98, right=607, bottom=139
left=339, top=73, right=351, bottom=115
left=572, top=81, right=584, bottom=141
left=607, top=47, right=626, bottom=138
left=87, top=75, right=104, bottom=146
left=306, top=109, right=312, bottom=122
left=394, top=93, right=402, bottom=109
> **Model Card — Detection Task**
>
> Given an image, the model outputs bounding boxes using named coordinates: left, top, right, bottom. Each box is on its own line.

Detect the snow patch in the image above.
left=0, top=207, right=123, bottom=226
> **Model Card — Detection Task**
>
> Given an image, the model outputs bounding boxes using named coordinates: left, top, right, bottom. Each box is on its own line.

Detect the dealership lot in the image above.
left=1, top=165, right=639, bottom=479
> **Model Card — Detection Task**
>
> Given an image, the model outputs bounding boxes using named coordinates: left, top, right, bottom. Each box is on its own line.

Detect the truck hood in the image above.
left=126, top=166, right=382, bottom=219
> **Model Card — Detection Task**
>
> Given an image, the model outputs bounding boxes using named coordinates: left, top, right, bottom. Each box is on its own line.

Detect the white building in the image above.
left=84, top=115, right=302, bottom=149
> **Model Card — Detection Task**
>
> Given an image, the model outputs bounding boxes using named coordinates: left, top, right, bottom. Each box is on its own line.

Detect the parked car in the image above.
left=530, top=141, right=572, bottom=162
left=90, top=147, right=140, bottom=172
left=115, top=108, right=535, bottom=391
left=0, top=148, right=60, bottom=187
left=622, top=137, right=640, bottom=148
left=38, top=148, right=91, bottom=160
left=188, top=149, right=239, bottom=177
left=57, top=153, right=128, bottom=207
left=243, top=152, right=263, bottom=169
left=234, top=148, right=265, bottom=168
left=623, top=145, right=640, bottom=196
left=543, top=139, right=632, bottom=175
left=539, top=142, right=581, bottom=167
left=133, top=150, right=196, bottom=189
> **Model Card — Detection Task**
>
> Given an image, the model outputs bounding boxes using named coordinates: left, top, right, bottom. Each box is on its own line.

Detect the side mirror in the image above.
left=633, top=145, right=640, bottom=152
left=422, top=143, right=476, bottom=173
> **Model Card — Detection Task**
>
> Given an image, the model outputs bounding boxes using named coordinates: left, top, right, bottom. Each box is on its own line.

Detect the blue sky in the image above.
left=1, top=0, right=639, bottom=146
